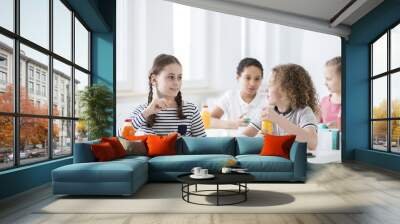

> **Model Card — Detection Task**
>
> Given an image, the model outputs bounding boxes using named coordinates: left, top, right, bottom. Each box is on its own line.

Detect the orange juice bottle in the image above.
left=262, top=120, right=273, bottom=134
left=121, top=118, right=135, bottom=138
left=201, top=105, right=211, bottom=129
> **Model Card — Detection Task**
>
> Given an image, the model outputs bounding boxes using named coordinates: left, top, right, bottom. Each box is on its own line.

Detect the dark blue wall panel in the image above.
left=343, top=0, right=400, bottom=171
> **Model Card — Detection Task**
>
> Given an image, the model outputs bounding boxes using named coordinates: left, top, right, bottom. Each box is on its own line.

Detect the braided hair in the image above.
left=147, top=54, right=186, bottom=127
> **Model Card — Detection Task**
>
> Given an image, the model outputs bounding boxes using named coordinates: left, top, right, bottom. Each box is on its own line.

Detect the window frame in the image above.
left=0, top=0, right=92, bottom=171
left=370, top=21, right=400, bottom=154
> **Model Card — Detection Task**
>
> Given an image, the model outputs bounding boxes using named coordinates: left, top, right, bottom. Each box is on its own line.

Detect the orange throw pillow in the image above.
left=146, top=133, right=178, bottom=157
left=101, top=137, right=127, bottom=158
left=260, top=134, right=296, bottom=159
left=91, top=142, right=117, bottom=161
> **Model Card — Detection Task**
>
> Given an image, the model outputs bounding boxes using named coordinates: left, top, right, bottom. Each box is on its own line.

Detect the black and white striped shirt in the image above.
left=129, top=101, right=206, bottom=137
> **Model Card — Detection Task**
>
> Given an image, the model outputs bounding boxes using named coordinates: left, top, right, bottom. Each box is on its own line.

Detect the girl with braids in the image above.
left=242, top=63, right=319, bottom=150
left=129, top=54, right=206, bottom=137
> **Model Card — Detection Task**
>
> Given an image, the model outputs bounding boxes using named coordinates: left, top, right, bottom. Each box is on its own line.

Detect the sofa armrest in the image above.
left=73, top=140, right=100, bottom=163
left=289, top=141, right=307, bottom=181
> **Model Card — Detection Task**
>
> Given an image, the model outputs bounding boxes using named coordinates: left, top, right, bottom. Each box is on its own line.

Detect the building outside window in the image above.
left=371, top=23, right=400, bottom=154
left=0, top=0, right=92, bottom=170
left=0, top=54, right=7, bottom=89
left=28, top=66, right=34, bottom=79
left=41, top=85, right=46, bottom=97
left=28, top=81, right=34, bottom=94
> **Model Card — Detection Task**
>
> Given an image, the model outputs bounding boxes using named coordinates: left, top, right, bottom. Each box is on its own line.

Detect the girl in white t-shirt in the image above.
left=210, top=58, right=265, bottom=129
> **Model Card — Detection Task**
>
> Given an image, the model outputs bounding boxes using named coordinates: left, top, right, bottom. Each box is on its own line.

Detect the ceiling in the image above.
left=165, top=0, right=384, bottom=38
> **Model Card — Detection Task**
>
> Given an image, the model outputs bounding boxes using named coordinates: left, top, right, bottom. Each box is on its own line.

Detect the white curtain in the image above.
left=116, top=0, right=341, bottom=129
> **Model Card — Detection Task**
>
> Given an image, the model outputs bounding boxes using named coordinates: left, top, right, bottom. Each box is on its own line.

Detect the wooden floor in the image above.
left=1, top=162, right=400, bottom=224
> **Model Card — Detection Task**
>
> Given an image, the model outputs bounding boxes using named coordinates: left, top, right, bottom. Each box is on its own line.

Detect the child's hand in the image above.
left=143, top=85, right=168, bottom=118
left=260, top=107, right=281, bottom=123
left=327, top=121, right=337, bottom=129
left=168, top=132, right=181, bottom=138
left=232, top=116, right=248, bottom=129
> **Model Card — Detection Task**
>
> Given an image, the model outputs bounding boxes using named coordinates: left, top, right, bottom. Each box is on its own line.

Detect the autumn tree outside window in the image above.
left=0, top=0, right=91, bottom=170
left=370, top=23, right=400, bottom=154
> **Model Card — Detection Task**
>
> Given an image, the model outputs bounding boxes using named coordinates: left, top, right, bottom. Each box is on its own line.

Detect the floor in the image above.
left=0, top=162, right=400, bottom=224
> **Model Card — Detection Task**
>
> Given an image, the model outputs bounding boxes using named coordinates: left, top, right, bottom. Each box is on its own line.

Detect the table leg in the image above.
left=217, top=184, right=219, bottom=206
left=195, top=184, right=197, bottom=192
left=245, top=183, right=247, bottom=201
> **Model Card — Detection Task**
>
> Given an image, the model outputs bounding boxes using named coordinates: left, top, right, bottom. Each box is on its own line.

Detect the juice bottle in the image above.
left=121, top=118, right=136, bottom=138
left=201, top=105, right=211, bottom=129
left=262, top=120, right=273, bottom=134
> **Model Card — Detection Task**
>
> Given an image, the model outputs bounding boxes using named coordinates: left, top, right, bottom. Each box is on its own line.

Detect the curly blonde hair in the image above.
left=271, top=64, right=319, bottom=114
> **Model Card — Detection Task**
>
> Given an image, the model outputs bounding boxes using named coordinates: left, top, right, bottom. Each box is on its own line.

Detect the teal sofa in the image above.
left=52, top=137, right=307, bottom=196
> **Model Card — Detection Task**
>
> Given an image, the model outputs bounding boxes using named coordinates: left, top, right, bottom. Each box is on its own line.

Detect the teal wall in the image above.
left=92, top=32, right=115, bottom=135
left=343, top=0, right=400, bottom=171
left=0, top=0, right=116, bottom=200
left=0, top=158, right=72, bottom=199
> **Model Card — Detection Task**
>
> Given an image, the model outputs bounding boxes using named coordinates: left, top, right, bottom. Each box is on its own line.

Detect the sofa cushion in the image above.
left=236, top=155, right=293, bottom=172
left=101, top=137, right=127, bottom=158
left=148, top=154, right=235, bottom=172
left=91, top=142, right=118, bottom=161
left=73, top=140, right=101, bottom=163
left=236, top=137, right=263, bottom=155
left=260, top=134, right=296, bottom=159
left=115, top=155, right=150, bottom=164
left=53, top=158, right=148, bottom=183
left=118, top=138, right=147, bottom=156
left=178, top=137, right=236, bottom=155
left=147, top=134, right=178, bottom=157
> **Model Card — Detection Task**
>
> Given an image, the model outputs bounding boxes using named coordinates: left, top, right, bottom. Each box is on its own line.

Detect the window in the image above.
left=28, top=81, right=34, bottom=94
left=0, top=53, right=8, bottom=90
left=173, top=4, right=191, bottom=81
left=53, top=119, right=72, bottom=158
left=0, top=0, right=14, bottom=31
left=41, top=73, right=46, bottom=82
left=53, top=59, right=72, bottom=116
left=42, top=85, right=46, bottom=97
left=74, top=69, right=89, bottom=119
left=74, top=18, right=89, bottom=70
left=0, top=34, right=13, bottom=113
left=371, top=23, right=400, bottom=154
left=0, top=55, right=7, bottom=67
left=53, top=0, right=72, bottom=60
left=0, top=0, right=91, bottom=170
left=35, top=70, right=41, bottom=81
left=20, top=0, right=49, bottom=49
left=29, top=67, right=34, bottom=80
left=0, top=71, right=6, bottom=85
left=36, top=83, right=40, bottom=95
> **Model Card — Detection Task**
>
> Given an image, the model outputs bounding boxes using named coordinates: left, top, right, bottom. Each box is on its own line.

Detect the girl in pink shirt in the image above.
left=320, top=57, right=341, bottom=129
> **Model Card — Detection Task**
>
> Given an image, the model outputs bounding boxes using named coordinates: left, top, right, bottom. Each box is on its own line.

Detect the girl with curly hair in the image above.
left=242, top=63, right=319, bottom=150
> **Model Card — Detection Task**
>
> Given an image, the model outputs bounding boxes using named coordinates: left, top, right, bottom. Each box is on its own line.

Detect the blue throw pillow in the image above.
left=236, top=137, right=263, bottom=155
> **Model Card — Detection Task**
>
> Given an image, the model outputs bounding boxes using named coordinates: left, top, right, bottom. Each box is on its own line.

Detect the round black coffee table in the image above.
left=177, top=173, right=255, bottom=206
